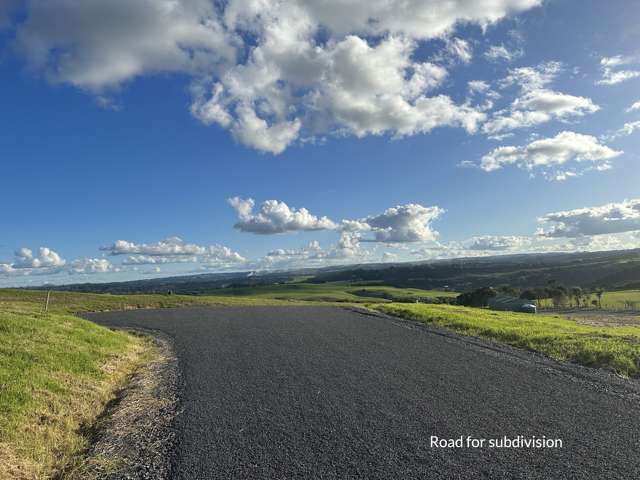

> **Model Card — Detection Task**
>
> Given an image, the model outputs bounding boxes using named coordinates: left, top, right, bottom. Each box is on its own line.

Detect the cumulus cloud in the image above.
left=0, top=247, right=66, bottom=276
left=479, top=131, right=622, bottom=178
left=229, top=197, right=337, bottom=234
left=192, top=34, right=484, bottom=152
left=538, top=199, right=640, bottom=238
left=69, top=257, right=115, bottom=274
left=9, top=0, right=543, bottom=153
left=354, top=204, right=445, bottom=243
left=484, top=44, right=523, bottom=62
left=598, top=55, right=640, bottom=85
left=14, top=0, right=236, bottom=90
left=101, top=236, right=246, bottom=266
left=328, top=232, right=365, bottom=258
left=13, top=247, right=66, bottom=269
left=483, top=63, right=599, bottom=134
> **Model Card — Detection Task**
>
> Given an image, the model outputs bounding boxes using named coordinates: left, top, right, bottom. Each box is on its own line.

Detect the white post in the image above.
left=44, top=290, right=51, bottom=313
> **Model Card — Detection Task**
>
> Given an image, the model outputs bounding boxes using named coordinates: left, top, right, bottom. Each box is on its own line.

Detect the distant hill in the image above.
left=30, top=248, right=640, bottom=295
left=310, top=249, right=640, bottom=291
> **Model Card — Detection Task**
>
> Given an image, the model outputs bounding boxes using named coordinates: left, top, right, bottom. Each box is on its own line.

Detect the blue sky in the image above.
left=1, top=0, right=640, bottom=286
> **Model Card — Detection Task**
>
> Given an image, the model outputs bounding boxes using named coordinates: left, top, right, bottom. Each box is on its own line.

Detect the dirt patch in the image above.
left=68, top=333, right=179, bottom=479
left=550, top=309, right=640, bottom=327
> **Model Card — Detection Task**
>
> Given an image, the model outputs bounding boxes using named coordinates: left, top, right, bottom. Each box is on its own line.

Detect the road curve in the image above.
left=87, top=306, right=640, bottom=479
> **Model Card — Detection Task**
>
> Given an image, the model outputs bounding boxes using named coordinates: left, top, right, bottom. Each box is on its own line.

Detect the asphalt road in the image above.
left=87, top=306, right=640, bottom=479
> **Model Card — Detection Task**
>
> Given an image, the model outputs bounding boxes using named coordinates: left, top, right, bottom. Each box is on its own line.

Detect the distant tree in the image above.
left=571, top=287, right=583, bottom=308
left=594, top=288, right=605, bottom=308
left=520, top=289, right=537, bottom=301
left=534, top=287, right=548, bottom=301
left=548, top=285, right=568, bottom=308
left=498, top=285, right=519, bottom=297
left=457, top=287, right=497, bottom=308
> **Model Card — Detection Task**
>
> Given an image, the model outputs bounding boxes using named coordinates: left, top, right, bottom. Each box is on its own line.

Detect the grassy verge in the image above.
left=0, top=299, right=153, bottom=479
left=371, top=303, right=640, bottom=377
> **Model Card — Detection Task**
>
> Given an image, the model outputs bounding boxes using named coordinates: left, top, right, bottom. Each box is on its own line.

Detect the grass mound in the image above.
left=372, top=303, right=640, bottom=377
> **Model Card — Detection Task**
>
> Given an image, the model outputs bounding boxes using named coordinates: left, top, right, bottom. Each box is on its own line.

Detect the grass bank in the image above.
left=0, top=299, right=151, bottom=479
left=371, top=303, right=640, bottom=377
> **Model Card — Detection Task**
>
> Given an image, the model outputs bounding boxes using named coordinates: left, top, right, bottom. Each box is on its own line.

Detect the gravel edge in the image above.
left=78, top=331, right=180, bottom=480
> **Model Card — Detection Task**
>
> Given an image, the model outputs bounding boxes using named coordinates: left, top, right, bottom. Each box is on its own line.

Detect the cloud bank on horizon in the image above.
left=3, top=197, right=640, bottom=285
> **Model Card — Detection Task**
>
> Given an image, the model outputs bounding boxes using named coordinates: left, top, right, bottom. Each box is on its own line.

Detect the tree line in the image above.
left=456, top=281, right=607, bottom=309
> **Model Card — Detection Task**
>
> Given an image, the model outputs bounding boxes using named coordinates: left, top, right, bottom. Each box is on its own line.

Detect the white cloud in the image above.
left=627, top=101, right=640, bottom=113
left=13, top=247, right=66, bottom=269
left=0, top=247, right=66, bottom=276
left=484, top=44, right=523, bottom=62
left=468, top=80, right=490, bottom=94
left=328, top=232, right=365, bottom=258
left=479, top=131, right=622, bottom=178
left=382, top=252, right=398, bottom=262
left=14, top=0, right=236, bottom=90
left=466, top=235, right=532, bottom=251
left=483, top=63, right=599, bottom=134
left=254, top=233, right=368, bottom=270
left=266, top=241, right=323, bottom=259
left=121, top=255, right=198, bottom=265
left=499, top=61, right=562, bottom=91
left=598, top=55, right=640, bottom=85
left=193, top=34, right=484, bottom=152
left=10, top=0, right=542, bottom=153
left=356, top=204, right=445, bottom=243
left=538, top=199, right=640, bottom=238
left=69, top=257, right=115, bottom=274
left=441, top=37, right=473, bottom=64
left=607, top=121, right=640, bottom=140
left=101, top=236, right=246, bottom=265
left=229, top=197, right=337, bottom=234
left=483, top=89, right=599, bottom=134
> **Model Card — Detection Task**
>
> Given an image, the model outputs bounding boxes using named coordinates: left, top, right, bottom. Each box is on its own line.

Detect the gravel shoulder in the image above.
left=69, top=332, right=179, bottom=480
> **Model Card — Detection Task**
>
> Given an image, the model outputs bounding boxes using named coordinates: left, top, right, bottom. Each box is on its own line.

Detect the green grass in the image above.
left=599, top=290, right=640, bottom=309
left=537, top=289, right=640, bottom=310
left=371, top=303, right=640, bottom=377
left=202, top=282, right=456, bottom=304
left=0, top=297, right=151, bottom=479
left=0, top=288, right=297, bottom=316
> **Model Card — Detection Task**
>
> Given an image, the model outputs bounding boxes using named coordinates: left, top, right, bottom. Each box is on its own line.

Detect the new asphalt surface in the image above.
left=87, top=306, right=640, bottom=479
